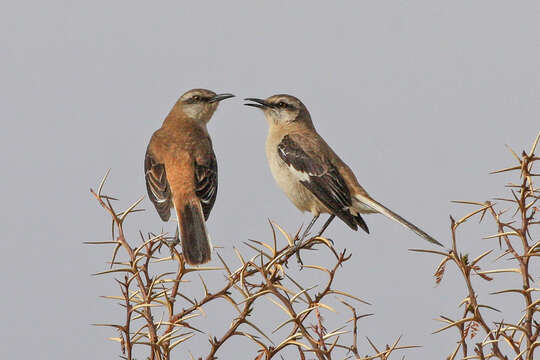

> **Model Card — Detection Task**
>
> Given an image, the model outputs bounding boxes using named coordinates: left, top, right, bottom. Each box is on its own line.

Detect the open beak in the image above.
left=208, top=93, right=235, bottom=103
left=244, top=98, right=273, bottom=109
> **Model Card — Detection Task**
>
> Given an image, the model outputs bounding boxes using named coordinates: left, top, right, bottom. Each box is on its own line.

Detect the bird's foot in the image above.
left=164, top=227, right=180, bottom=257
left=292, top=235, right=305, bottom=269
left=299, top=227, right=312, bottom=243
left=318, top=236, right=334, bottom=246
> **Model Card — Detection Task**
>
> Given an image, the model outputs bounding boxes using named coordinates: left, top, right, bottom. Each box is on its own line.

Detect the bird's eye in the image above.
left=277, top=101, right=288, bottom=108
left=192, top=95, right=201, bottom=102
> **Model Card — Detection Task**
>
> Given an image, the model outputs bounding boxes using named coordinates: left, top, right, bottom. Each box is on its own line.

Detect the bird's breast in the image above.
left=265, top=136, right=291, bottom=186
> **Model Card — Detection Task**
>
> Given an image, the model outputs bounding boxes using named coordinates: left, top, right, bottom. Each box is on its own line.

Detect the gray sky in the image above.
left=1, top=1, right=539, bottom=358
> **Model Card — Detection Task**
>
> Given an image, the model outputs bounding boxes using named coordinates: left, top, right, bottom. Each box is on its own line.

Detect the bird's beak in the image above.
left=244, top=98, right=273, bottom=109
left=208, top=93, right=235, bottom=103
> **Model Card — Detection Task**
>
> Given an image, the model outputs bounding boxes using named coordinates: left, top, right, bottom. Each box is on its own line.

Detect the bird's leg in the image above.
left=165, top=226, right=181, bottom=258
left=294, top=214, right=320, bottom=267
left=317, top=214, right=336, bottom=237
left=300, top=214, right=320, bottom=241
left=172, top=226, right=180, bottom=245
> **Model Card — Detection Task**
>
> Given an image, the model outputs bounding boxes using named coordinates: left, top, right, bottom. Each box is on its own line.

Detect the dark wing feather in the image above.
left=277, top=135, right=368, bottom=233
left=144, top=149, right=171, bottom=221
left=194, top=151, right=218, bottom=220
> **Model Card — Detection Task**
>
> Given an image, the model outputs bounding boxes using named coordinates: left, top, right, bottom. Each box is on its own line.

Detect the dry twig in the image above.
left=89, top=170, right=413, bottom=359
left=413, top=132, right=540, bottom=360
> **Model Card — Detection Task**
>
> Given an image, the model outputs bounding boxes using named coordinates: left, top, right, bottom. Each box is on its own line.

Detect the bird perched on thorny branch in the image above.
left=244, top=94, right=442, bottom=247
left=145, top=89, right=234, bottom=265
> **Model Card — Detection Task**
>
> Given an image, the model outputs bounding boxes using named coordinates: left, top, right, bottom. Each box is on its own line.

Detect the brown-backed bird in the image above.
left=145, top=89, right=234, bottom=264
left=244, top=94, right=442, bottom=246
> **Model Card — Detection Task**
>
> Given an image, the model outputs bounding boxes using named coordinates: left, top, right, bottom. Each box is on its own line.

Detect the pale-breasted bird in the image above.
left=244, top=94, right=442, bottom=247
left=145, top=89, right=234, bottom=265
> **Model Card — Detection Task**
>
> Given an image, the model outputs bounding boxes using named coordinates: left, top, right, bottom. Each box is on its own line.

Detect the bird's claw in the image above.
left=324, top=237, right=334, bottom=245
left=292, top=236, right=305, bottom=269
left=164, top=227, right=180, bottom=258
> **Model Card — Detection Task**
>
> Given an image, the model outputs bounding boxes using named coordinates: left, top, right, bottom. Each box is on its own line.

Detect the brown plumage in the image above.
left=145, top=89, right=234, bottom=264
left=244, top=94, right=442, bottom=246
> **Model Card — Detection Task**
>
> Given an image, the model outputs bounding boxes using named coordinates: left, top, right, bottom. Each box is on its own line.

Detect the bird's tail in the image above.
left=174, top=198, right=212, bottom=265
left=353, top=193, right=443, bottom=247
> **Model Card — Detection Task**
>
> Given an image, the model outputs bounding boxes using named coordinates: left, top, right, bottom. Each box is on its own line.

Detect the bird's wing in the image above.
left=194, top=149, right=218, bottom=221
left=145, top=149, right=172, bottom=221
left=277, top=134, right=368, bottom=232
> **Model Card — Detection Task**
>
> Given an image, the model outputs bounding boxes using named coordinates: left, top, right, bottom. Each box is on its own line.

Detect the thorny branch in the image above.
left=413, top=132, right=540, bottom=360
left=89, top=171, right=413, bottom=359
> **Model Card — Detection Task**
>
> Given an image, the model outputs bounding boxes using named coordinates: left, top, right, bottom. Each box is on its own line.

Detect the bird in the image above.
left=244, top=94, right=442, bottom=247
left=145, top=89, right=234, bottom=265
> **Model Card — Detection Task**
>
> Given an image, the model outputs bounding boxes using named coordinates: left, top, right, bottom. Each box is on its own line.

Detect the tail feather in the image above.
left=175, top=200, right=212, bottom=265
left=354, top=194, right=443, bottom=247
left=353, top=213, right=370, bottom=234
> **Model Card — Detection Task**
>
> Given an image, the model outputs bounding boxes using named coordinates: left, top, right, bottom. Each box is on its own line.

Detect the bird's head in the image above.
left=244, top=94, right=312, bottom=127
left=176, top=89, right=234, bottom=124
